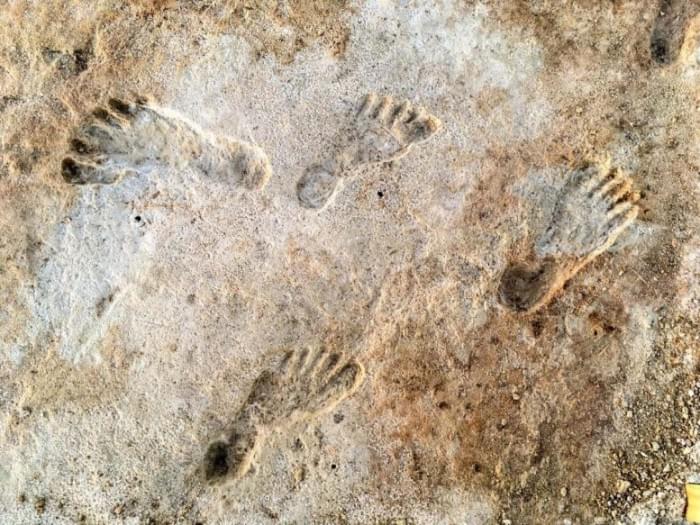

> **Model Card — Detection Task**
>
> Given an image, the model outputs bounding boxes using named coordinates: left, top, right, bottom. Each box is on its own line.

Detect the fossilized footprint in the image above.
left=297, top=93, right=442, bottom=209
left=61, top=97, right=271, bottom=190
left=650, top=0, right=700, bottom=65
left=499, top=162, right=640, bottom=313
left=203, top=348, right=365, bottom=484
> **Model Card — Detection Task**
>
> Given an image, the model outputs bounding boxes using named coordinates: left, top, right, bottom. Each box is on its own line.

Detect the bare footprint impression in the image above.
left=61, top=97, right=271, bottom=190
left=203, top=348, right=365, bottom=484
left=499, top=161, right=640, bottom=313
left=32, top=97, right=272, bottom=363
left=650, top=0, right=700, bottom=65
left=297, top=93, right=442, bottom=209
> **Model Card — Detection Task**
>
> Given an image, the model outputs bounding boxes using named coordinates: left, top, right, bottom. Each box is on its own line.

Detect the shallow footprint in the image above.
left=650, top=0, right=700, bottom=65
left=499, top=161, right=640, bottom=313
left=203, top=347, right=365, bottom=485
left=297, top=93, right=441, bottom=209
left=296, top=168, right=340, bottom=210
left=61, top=97, right=271, bottom=190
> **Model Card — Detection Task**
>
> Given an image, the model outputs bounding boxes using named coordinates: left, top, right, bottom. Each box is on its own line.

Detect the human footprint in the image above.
left=297, top=93, right=441, bottom=209
left=499, top=161, right=640, bottom=313
left=203, top=347, right=365, bottom=484
left=61, top=97, right=271, bottom=190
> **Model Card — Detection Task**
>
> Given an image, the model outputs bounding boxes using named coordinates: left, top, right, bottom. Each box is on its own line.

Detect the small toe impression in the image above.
left=373, top=95, right=394, bottom=122
left=358, top=93, right=399, bottom=123
left=79, top=123, right=113, bottom=146
left=321, top=353, right=341, bottom=375
left=389, top=101, right=412, bottom=126
left=60, top=157, right=117, bottom=185
left=406, top=113, right=442, bottom=143
left=91, top=107, right=121, bottom=127
left=498, top=263, right=552, bottom=313
left=69, top=138, right=93, bottom=155
left=358, top=93, right=379, bottom=118
left=297, top=167, right=339, bottom=209
left=319, top=360, right=365, bottom=401
left=108, top=98, right=137, bottom=118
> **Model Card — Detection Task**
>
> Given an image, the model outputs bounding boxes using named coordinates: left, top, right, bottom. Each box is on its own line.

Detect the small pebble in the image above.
left=616, top=480, right=631, bottom=494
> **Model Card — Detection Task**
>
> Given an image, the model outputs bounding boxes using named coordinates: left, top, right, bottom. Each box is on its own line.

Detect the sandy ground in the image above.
left=0, top=1, right=699, bottom=523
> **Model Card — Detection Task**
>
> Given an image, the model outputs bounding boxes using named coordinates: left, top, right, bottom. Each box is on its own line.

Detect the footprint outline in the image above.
left=203, top=347, right=365, bottom=484
left=499, top=161, right=640, bottom=313
left=61, top=96, right=272, bottom=191
left=297, top=93, right=442, bottom=210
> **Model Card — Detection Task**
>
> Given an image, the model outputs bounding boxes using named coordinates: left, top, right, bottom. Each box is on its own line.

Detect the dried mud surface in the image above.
left=1, top=1, right=699, bottom=524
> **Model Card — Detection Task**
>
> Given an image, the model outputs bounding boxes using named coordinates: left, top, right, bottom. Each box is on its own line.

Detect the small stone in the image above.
left=652, top=441, right=660, bottom=452
left=495, top=462, right=503, bottom=478
left=616, top=479, right=631, bottom=493
left=561, top=487, right=568, bottom=497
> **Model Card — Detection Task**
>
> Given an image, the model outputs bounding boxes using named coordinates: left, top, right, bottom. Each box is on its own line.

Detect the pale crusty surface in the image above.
left=1, top=1, right=699, bottom=524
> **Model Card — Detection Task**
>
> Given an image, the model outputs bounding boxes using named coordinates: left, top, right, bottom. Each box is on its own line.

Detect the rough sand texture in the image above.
left=1, top=1, right=699, bottom=524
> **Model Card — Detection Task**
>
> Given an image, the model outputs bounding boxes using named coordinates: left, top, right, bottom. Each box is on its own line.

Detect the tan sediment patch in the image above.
left=128, top=0, right=354, bottom=63
left=189, top=0, right=353, bottom=64
left=1, top=1, right=699, bottom=523
left=362, top=251, right=637, bottom=523
left=357, top=54, right=699, bottom=519
left=12, top=326, right=131, bottom=417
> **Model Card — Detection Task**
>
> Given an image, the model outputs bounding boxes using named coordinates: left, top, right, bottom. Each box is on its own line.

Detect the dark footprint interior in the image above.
left=61, top=158, right=83, bottom=184
left=650, top=35, right=670, bottom=64
left=650, top=0, right=698, bottom=65
left=498, top=262, right=552, bottom=312
left=204, top=440, right=230, bottom=480
left=108, top=98, right=134, bottom=116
